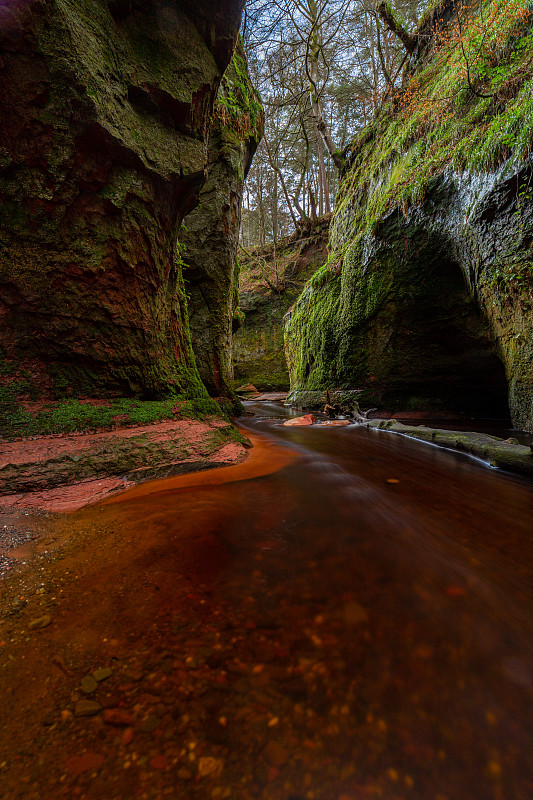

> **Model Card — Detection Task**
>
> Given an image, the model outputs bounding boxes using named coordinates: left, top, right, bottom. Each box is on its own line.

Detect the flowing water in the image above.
left=1, top=401, right=533, bottom=800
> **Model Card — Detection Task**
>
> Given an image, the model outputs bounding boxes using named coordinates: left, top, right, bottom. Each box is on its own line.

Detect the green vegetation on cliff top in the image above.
left=284, top=0, right=533, bottom=404
left=290, top=0, right=533, bottom=301
left=335, top=0, right=533, bottom=242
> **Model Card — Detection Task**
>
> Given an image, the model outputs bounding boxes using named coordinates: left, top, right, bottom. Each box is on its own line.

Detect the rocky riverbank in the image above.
left=0, top=418, right=250, bottom=513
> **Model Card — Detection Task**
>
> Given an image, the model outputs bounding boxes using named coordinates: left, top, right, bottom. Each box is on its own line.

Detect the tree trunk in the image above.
left=294, top=117, right=311, bottom=221
left=306, top=0, right=344, bottom=171
left=263, top=136, right=298, bottom=228
left=258, top=169, right=265, bottom=250
left=308, top=183, right=318, bottom=224
left=375, top=13, right=394, bottom=89
left=377, top=2, right=417, bottom=55
left=366, top=11, right=381, bottom=110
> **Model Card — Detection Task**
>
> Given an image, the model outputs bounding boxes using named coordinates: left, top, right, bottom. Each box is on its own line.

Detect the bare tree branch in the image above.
left=377, top=1, right=417, bottom=54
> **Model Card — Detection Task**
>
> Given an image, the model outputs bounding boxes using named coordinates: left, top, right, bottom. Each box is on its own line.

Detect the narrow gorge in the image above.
left=1, top=2, right=533, bottom=800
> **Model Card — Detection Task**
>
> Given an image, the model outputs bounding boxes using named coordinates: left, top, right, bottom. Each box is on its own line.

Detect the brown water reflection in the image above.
left=1, top=402, right=533, bottom=800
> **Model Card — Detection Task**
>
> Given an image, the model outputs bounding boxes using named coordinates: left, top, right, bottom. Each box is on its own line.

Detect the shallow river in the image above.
left=232, top=402, right=533, bottom=798
left=1, top=401, right=533, bottom=800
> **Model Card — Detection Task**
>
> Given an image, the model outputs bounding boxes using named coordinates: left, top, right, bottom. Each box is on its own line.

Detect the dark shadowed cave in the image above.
left=373, top=253, right=510, bottom=418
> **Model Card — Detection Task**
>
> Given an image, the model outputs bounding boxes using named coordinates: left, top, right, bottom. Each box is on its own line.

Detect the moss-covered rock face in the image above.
left=0, top=0, right=244, bottom=400
left=182, top=41, right=263, bottom=406
left=234, top=220, right=329, bottom=391
left=285, top=0, right=533, bottom=430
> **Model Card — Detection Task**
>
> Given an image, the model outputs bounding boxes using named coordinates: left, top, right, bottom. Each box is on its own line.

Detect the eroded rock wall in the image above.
left=285, top=0, right=533, bottom=430
left=0, top=0, right=243, bottom=400
left=234, top=220, right=329, bottom=391
left=182, top=42, right=262, bottom=407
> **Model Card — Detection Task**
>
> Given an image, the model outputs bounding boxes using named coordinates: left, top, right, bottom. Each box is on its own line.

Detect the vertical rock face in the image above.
left=182, top=42, right=263, bottom=405
left=284, top=0, right=533, bottom=430
left=233, top=221, right=330, bottom=391
left=286, top=188, right=519, bottom=418
left=0, top=0, right=243, bottom=399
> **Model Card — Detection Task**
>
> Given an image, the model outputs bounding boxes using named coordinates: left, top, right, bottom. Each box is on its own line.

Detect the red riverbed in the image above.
left=0, top=401, right=532, bottom=800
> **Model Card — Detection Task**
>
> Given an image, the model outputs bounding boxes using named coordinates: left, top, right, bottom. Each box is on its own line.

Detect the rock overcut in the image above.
left=0, top=0, right=244, bottom=400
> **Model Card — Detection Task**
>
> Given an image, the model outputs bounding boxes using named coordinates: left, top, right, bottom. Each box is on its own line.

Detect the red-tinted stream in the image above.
left=1, top=401, right=533, bottom=800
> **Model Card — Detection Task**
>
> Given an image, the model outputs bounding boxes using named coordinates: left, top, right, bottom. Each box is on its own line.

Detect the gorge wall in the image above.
left=233, top=219, right=329, bottom=391
left=284, top=0, right=533, bottom=430
left=0, top=0, right=244, bottom=402
left=182, top=41, right=263, bottom=409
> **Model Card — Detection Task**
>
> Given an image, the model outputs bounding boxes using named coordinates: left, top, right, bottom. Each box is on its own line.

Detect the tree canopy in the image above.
left=241, top=0, right=427, bottom=246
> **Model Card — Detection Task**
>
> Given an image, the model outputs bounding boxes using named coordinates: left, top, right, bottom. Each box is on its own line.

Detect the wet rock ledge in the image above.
left=0, top=419, right=251, bottom=512
left=283, top=394, right=533, bottom=477
left=358, top=419, right=533, bottom=477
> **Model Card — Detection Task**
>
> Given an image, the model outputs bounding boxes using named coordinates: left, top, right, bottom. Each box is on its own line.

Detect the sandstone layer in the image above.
left=183, top=41, right=263, bottom=409
left=0, top=0, right=244, bottom=400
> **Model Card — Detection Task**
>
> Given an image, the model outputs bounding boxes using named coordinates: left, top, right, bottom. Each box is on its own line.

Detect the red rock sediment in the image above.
left=0, top=418, right=250, bottom=512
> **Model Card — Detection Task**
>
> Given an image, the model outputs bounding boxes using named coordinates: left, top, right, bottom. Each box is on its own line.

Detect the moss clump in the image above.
left=215, top=38, right=263, bottom=141
left=178, top=397, right=226, bottom=419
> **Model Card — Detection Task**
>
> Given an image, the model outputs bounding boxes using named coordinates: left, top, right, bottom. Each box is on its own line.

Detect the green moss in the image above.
left=215, top=396, right=245, bottom=417
left=215, top=38, right=263, bottom=141
left=0, top=398, right=179, bottom=439
left=178, top=397, right=225, bottom=419
left=335, top=0, right=533, bottom=253
left=285, top=0, right=533, bottom=422
left=0, top=391, right=235, bottom=439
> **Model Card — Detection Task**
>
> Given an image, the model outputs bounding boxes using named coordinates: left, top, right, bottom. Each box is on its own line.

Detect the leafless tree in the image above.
left=241, top=0, right=428, bottom=247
